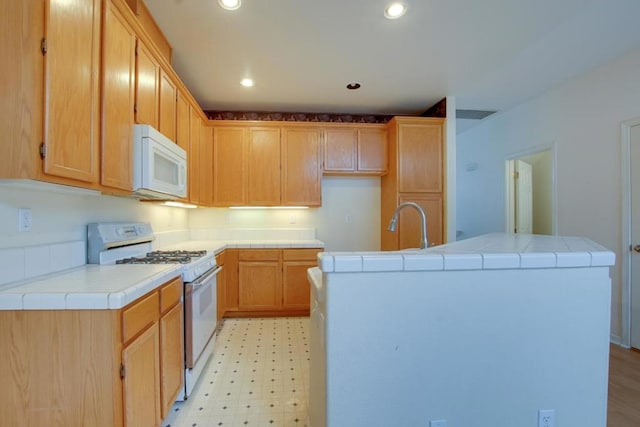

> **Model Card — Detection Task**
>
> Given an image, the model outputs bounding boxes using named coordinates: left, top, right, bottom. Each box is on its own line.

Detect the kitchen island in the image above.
left=308, top=233, right=615, bottom=427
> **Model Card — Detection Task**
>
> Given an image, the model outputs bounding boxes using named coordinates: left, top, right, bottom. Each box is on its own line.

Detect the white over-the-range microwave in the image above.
left=133, top=124, right=187, bottom=200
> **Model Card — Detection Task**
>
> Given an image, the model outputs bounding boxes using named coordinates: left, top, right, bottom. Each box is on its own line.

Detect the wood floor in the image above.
left=608, top=344, right=640, bottom=426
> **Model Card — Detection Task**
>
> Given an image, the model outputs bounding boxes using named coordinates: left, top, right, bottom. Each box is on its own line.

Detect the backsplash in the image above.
left=188, top=228, right=317, bottom=241
left=0, top=241, right=85, bottom=288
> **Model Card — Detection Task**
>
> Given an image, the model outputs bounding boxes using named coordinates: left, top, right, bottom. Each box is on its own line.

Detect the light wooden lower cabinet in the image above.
left=123, top=322, right=162, bottom=427
left=220, top=248, right=321, bottom=317
left=159, top=301, right=184, bottom=417
left=0, top=275, right=184, bottom=427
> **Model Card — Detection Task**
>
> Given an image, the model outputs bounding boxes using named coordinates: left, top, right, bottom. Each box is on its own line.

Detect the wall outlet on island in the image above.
left=429, top=420, right=447, bottom=427
left=538, top=409, right=555, bottom=427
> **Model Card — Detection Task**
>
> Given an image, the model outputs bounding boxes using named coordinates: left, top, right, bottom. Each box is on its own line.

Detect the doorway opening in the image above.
left=505, top=147, right=556, bottom=235
left=621, top=118, right=640, bottom=349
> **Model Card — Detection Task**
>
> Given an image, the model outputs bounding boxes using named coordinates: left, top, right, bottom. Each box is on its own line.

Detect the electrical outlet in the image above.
left=345, top=214, right=352, bottom=224
left=538, top=409, right=555, bottom=427
left=429, top=420, right=447, bottom=427
left=289, top=214, right=297, bottom=224
left=18, top=208, right=32, bottom=232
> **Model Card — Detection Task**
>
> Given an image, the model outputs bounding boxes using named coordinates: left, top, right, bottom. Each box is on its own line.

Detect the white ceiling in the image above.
left=145, top=0, right=640, bottom=128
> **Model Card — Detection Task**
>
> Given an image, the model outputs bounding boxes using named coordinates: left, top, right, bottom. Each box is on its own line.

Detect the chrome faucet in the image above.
left=387, top=202, right=429, bottom=249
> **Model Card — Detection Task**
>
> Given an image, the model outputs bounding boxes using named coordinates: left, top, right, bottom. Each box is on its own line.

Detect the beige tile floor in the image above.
left=162, top=317, right=310, bottom=427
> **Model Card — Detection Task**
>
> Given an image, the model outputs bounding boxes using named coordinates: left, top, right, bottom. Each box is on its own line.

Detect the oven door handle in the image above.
left=189, top=265, right=222, bottom=292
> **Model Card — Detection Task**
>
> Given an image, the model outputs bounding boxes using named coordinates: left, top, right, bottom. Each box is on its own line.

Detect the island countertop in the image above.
left=318, top=233, right=615, bottom=273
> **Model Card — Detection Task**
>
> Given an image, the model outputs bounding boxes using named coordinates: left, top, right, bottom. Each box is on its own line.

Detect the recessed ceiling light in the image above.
left=240, top=78, right=254, bottom=87
left=346, top=82, right=361, bottom=90
left=218, top=0, right=241, bottom=11
left=384, top=2, right=407, bottom=19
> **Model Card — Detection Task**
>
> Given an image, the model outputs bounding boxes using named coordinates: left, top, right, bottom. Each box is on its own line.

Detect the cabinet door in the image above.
left=159, top=69, right=177, bottom=141
left=357, top=128, right=387, bottom=173
left=398, top=193, right=443, bottom=249
left=281, top=127, right=322, bottom=206
left=43, top=0, right=100, bottom=183
left=200, top=123, right=213, bottom=206
left=122, top=323, right=161, bottom=427
left=160, top=303, right=184, bottom=418
left=224, top=249, right=239, bottom=311
left=188, top=106, right=201, bottom=204
left=213, top=127, right=247, bottom=206
left=248, top=127, right=281, bottom=205
left=323, top=128, right=356, bottom=172
left=282, top=261, right=314, bottom=310
left=101, top=0, right=135, bottom=191
left=398, top=121, right=443, bottom=193
left=175, top=91, right=190, bottom=153
left=238, top=261, right=281, bottom=310
left=135, top=40, right=159, bottom=128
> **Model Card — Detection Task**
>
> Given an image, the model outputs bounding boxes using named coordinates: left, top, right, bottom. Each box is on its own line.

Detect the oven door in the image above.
left=185, top=266, right=221, bottom=368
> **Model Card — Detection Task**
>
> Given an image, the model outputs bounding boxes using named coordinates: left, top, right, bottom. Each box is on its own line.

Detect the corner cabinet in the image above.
left=0, top=275, right=184, bottom=427
left=381, top=117, right=445, bottom=250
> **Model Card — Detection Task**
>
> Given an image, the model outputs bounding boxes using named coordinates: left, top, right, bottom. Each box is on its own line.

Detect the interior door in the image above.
left=515, top=159, right=533, bottom=234
left=630, top=124, right=640, bottom=349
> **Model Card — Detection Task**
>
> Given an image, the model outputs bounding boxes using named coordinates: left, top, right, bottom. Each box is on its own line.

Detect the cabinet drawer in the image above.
left=215, top=251, right=225, bottom=266
left=282, top=248, right=321, bottom=262
left=160, top=276, right=182, bottom=314
left=123, top=291, right=160, bottom=343
left=239, top=249, right=281, bottom=262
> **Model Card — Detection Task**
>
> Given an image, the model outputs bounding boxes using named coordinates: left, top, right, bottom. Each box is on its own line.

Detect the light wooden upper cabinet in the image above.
left=398, top=120, right=443, bottom=193
left=213, top=127, right=248, bottom=206
left=188, top=106, right=201, bottom=204
left=159, top=69, right=177, bottom=141
left=176, top=91, right=190, bottom=153
left=281, top=127, right=322, bottom=206
left=357, top=127, right=387, bottom=173
left=199, top=123, right=213, bottom=206
left=323, top=126, right=387, bottom=175
left=323, top=128, right=357, bottom=172
left=134, top=39, right=159, bottom=128
left=248, top=128, right=281, bottom=205
left=213, top=126, right=282, bottom=207
left=43, top=0, right=101, bottom=183
left=101, top=0, right=135, bottom=191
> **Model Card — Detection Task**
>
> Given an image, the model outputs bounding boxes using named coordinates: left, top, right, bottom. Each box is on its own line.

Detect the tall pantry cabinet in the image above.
left=381, top=117, right=445, bottom=250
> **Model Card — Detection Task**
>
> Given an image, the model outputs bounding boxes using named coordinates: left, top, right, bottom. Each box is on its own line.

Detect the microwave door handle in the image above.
left=180, top=163, right=187, bottom=192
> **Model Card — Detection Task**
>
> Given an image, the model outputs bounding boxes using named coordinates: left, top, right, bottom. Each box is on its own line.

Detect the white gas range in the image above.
left=87, top=222, right=220, bottom=400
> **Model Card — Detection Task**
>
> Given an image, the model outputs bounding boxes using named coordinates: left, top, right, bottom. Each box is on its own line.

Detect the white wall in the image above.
left=0, top=183, right=189, bottom=249
left=189, top=176, right=381, bottom=251
left=457, top=47, right=640, bottom=341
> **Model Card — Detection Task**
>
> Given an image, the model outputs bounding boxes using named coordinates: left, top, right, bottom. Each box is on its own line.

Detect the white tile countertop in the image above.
left=318, top=233, right=615, bottom=273
left=0, top=264, right=183, bottom=310
left=0, top=238, right=325, bottom=311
